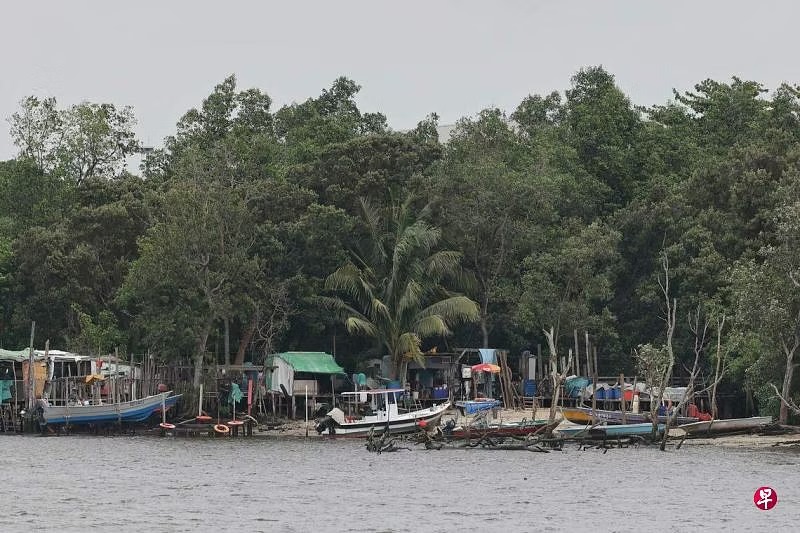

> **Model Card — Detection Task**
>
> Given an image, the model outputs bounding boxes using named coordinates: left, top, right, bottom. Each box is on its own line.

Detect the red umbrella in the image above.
left=471, top=363, right=502, bottom=374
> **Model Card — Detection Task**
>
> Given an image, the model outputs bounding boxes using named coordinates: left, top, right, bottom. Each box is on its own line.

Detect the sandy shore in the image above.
left=254, top=406, right=800, bottom=449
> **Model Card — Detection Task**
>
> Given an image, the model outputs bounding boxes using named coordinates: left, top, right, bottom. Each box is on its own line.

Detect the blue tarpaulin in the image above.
left=478, top=349, right=497, bottom=364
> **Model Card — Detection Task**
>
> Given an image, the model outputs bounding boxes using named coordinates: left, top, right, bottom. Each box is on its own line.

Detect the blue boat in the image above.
left=556, top=422, right=665, bottom=438
left=39, top=391, right=181, bottom=425
left=599, top=422, right=665, bottom=437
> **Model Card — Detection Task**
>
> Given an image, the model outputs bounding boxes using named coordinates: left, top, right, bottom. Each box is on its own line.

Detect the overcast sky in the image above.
left=2, top=0, right=799, bottom=160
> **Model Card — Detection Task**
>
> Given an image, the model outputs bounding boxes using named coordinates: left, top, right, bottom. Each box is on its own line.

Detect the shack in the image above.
left=264, top=351, right=345, bottom=418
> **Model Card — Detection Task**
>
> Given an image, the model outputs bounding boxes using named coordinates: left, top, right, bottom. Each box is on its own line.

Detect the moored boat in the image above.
left=556, top=422, right=665, bottom=438
left=676, top=416, right=772, bottom=436
left=315, top=389, right=449, bottom=437
left=38, top=391, right=181, bottom=426
left=442, top=418, right=555, bottom=440
left=561, top=406, right=698, bottom=426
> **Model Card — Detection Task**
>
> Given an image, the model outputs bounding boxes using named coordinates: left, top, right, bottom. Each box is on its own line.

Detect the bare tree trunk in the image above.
left=711, top=315, right=727, bottom=420
left=234, top=311, right=258, bottom=366
left=192, top=318, right=213, bottom=388
left=779, top=343, right=797, bottom=424
left=653, top=251, right=676, bottom=441
left=480, top=318, right=489, bottom=349
left=223, top=317, right=230, bottom=368
left=544, top=327, right=572, bottom=434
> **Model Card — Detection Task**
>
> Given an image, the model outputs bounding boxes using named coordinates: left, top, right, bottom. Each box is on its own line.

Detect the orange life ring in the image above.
left=227, top=420, right=244, bottom=427
left=196, top=415, right=213, bottom=423
left=214, top=424, right=230, bottom=434
left=159, top=422, right=176, bottom=430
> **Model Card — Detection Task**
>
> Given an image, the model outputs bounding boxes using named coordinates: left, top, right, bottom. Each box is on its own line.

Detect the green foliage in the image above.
left=69, top=304, right=125, bottom=356
left=323, top=196, right=479, bottom=378
left=517, top=220, right=621, bottom=353
left=3, top=68, right=800, bottom=413
left=10, top=97, right=140, bottom=182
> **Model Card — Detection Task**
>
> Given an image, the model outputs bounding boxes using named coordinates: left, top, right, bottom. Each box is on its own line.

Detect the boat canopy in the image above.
left=341, top=389, right=405, bottom=396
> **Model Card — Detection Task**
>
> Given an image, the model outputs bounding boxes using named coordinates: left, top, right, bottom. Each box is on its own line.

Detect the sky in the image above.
left=1, top=0, right=799, bottom=159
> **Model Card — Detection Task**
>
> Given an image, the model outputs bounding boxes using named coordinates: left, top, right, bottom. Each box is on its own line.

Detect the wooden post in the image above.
left=584, top=331, right=590, bottom=378
left=619, top=372, right=627, bottom=424
left=591, top=346, right=598, bottom=424
left=331, top=374, right=335, bottom=411
left=536, top=344, right=542, bottom=386
left=26, top=321, right=36, bottom=413
left=573, top=330, right=579, bottom=374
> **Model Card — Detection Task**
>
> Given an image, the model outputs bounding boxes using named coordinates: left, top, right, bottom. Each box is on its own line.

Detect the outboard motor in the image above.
left=315, top=415, right=336, bottom=435
left=313, top=403, right=330, bottom=418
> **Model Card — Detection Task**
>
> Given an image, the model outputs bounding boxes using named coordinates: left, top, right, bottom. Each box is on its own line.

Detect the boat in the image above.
left=442, top=417, right=556, bottom=440
left=315, top=389, right=449, bottom=437
left=454, top=399, right=501, bottom=415
left=561, top=406, right=698, bottom=426
left=676, top=416, right=772, bottom=436
left=556, top=422, right=665, bottom=438
left=38, top=391, right=181, bottom=426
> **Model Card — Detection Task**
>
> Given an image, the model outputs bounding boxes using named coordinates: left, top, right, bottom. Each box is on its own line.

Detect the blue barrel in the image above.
left=596, top=388, right=606, bottom=400
left=522, top=379, right=537, bottom=396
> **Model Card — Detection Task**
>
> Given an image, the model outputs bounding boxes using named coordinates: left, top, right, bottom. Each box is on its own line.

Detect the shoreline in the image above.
left=252, top=406, right=800, bottom=449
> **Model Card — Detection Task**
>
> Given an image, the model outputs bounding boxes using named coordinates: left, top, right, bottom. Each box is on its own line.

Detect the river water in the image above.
left=0, top=435, right=797, bottom=532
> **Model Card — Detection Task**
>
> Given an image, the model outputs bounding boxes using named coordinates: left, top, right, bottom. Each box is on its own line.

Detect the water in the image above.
left=0, top=435, right=797, bottom=532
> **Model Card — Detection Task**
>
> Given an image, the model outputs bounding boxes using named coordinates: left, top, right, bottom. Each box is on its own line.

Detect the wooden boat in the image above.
left=556, top=422, right=665, bottom=438
left=442, top=418, right=555, bottom=440
left=38, top=391, right=181, bottom=426
left=676, top=416, right=772, bottom=436
left=315, top=389, right=449, bottom=437
left=561, top=406, right=698, bottom=426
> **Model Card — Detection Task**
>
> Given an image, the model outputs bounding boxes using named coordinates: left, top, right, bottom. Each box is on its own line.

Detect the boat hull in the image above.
left=319, top=402, right=450, bottom=437
left=556, top=422, right=665, bottom=438
left=677, top=416, right=772, bottom=435
left=561, top=406, right=697, bottom=425
left=40, top=392, right=180, bottom=425
left=444, top=420, right=555, bottom=440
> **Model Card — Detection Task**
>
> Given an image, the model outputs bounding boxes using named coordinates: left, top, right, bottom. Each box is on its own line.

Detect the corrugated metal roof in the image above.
left=268, top=352, right=344, bottom=374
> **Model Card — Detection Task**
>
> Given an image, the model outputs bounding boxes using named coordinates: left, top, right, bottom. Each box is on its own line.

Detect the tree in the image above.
left=275, top=77, right=387, bottom=164
left=9, top=97, right=140, bottom=183
left=323, top=196, right=479, bottom=379
left=730, top=195, right=800, bottom=423
left=564, top=66, right=643, bottom=208
left=431, top=108, right=556, bottom=348
left=517, top=221, right=621, bottom=354
left=121, top=182, right=260, bottom=386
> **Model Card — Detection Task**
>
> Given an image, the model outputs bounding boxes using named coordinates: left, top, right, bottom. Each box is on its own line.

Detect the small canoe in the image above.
left=443, top=419, right=553, bottom=440
left=561, top=406, right=697, bottom=425
left=677, top=416, right=772, bottom=436
left=556, top=422, right=664, bottom=438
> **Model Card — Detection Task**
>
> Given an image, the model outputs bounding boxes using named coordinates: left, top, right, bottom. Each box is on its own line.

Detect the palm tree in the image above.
left=323, top=196, right=479, bottom=380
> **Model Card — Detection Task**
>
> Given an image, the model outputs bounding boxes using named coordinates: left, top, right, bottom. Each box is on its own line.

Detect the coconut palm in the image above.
left=323, top=196, right=479, bottom=379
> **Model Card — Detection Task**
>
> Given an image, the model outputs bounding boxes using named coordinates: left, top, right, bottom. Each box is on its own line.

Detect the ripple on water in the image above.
left=0, top=436, right=797, bottom=532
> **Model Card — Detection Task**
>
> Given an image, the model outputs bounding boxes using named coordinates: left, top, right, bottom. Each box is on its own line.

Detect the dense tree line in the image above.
left=1, top=68, right=798, bottom=420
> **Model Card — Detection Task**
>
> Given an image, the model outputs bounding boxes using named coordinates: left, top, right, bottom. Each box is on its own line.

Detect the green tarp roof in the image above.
left=0, top=349, right=29, bottom=362
left=269, top=352, right=344, bottom=374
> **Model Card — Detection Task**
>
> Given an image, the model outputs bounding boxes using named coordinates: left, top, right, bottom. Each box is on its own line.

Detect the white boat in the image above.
left=315, top=389, right=450, bottom=437
left=38, top=391, right=181, bottom=426
left=676, top=416, right=772, bottom=436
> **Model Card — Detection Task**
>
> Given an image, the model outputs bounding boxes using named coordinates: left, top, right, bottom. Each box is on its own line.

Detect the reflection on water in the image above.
left=0, top=435, right=797, bottom=532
